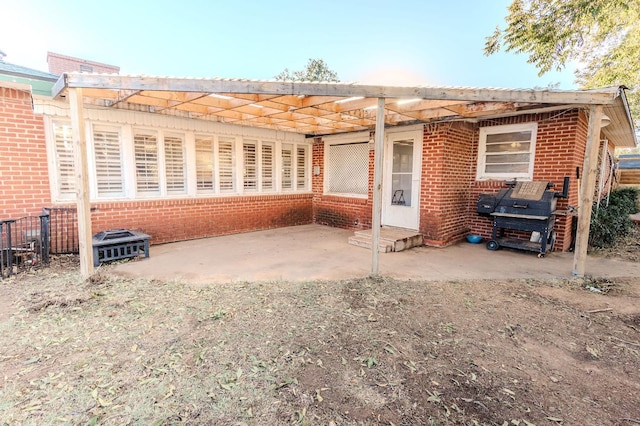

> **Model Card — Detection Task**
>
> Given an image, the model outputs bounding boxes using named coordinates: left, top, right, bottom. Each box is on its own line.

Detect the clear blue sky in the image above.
left=2, top=0, right=578, bottom=89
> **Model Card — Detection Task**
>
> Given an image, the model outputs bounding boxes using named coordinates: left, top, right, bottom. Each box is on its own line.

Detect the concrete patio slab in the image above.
left=112, top=224, right=640, bottom=283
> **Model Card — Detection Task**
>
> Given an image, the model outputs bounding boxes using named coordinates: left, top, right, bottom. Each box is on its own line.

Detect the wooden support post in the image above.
left=69, top=88, right=95, bottom=278
left=572, top=105, right=603, bottom=277
left=596, top=139, right=608, bottom=210
left=371, top=97, right=385, bottom=276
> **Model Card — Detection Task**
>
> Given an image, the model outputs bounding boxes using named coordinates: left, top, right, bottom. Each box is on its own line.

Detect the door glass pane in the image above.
left=391, top=139, right=413, bottom=207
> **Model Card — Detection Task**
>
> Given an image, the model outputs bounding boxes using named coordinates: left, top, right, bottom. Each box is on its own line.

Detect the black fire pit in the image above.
left=92, top=229, right=150, bottom=267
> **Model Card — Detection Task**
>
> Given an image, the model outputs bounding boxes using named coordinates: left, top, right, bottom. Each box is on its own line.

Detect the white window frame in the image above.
left=323, top=131, right=370, bottom=199
left=476, top=122, right=538, bottom=181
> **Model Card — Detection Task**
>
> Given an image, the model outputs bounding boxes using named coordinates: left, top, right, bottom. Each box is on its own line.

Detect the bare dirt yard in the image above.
left=1, top=228, right=639, bottom=425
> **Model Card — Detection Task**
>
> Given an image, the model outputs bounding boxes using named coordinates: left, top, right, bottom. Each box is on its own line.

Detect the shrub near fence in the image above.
left=589, top=188, right=640, bottom=248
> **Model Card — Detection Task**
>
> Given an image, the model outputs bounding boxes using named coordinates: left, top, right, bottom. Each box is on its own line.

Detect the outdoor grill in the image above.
left=477, top=177, right=569, bottom=257
left=92, top=229, right=150, bottom=267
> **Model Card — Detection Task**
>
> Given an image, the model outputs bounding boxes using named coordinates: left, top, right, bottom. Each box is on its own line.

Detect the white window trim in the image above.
left=323, top=131, right=371, bottom=199
left=45, top=113, right=312, bottom=203
left=476, top=122, right=538, bottom=181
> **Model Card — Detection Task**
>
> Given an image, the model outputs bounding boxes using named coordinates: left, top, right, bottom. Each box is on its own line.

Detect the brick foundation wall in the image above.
left=0, top=88, right=52, bottom=218
left=55, top=194, right=313, bottom=245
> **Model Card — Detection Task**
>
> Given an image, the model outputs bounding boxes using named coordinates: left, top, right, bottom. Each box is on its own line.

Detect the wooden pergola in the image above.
left=52, top=73, right=637, bottom=278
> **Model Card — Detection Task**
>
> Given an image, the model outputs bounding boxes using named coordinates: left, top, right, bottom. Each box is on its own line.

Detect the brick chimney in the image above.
left=47, top=52, right=119, bottom=75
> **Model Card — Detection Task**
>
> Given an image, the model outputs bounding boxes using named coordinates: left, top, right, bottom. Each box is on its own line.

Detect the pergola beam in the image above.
left=54, top=74, right=621, bottom=105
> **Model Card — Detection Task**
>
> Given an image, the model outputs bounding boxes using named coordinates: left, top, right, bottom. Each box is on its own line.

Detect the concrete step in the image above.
left=348, top=227, right=423, bottom=252
left=348, top=235, right=394, bottom=252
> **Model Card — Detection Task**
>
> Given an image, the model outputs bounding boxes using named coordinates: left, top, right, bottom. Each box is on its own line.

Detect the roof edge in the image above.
left=53, top=72, right=621, bottom=105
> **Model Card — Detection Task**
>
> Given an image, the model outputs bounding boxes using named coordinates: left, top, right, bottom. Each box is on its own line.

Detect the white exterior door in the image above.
left=382, top=129, right=422, bottom=229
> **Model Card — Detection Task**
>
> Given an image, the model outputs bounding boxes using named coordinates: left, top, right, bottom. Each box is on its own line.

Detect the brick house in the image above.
left=1, top=63, right=636, bottom=276
left=0, top=52, right=120, bottom=219
left=0, top=54, right=58, bottom=218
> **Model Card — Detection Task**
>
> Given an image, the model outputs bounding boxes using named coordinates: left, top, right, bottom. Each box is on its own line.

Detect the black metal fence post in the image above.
left=40, top=213, right=50, bottom=265
left=0, top=221, right=4, bottom=279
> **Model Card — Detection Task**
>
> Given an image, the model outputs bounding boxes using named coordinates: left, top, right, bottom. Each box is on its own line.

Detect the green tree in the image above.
left=485, top=0, right=640, bottom=122
left=274, top=58, right=339, bottom=82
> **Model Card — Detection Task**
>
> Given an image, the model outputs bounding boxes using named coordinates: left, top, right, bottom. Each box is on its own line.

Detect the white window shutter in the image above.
left=53, top=122, right=75, bottom=197
left=164, top=135, right=186, bottom=194
left=195, top=137, right=214, bottom=192
left=243, top=140, right=257, bottom=191
left=218, top=137, right=235, bottom=192
left=296, top=145, right=308, bottom=190
left=261, top=142, right=274, bottom=191
left=93, top=126, right=124, bottom=197
left=281, top=143, right=293, bottom=190
left=134, top=132, right=160, bottom=194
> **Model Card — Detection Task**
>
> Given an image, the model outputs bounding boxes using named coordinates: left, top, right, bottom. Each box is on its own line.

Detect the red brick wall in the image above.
left=420, top=121, right=475, bottom=246
left=52, top=194, right=313, bottom=245
left=467, top=110, right=587, bottom=251
left=312, top=137, right=373, bottom=229
left=0, top=87, right=52, bottom=219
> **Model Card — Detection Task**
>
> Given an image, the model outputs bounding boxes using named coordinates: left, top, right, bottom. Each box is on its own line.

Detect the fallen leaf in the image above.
left=586, top=346, right=600, bottom=358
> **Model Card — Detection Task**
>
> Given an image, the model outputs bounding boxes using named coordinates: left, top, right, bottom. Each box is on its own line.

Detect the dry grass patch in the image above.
left=1, top=260, right=640, bottom=425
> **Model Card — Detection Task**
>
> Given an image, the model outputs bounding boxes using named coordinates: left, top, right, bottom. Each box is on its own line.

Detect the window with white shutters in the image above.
left=53, top=122, right=75, bottom=198
left=282, top=143, right=293, bottom=190
left=195, top=136, right=214, bottom=193
left=48, top=117, right=314, bottom=200
left=134, top=131, right=159, bottom=194
left=218, top=137, right=235, bottom=192
left=296, top=145, right=308, bottom=190
left=243, top=140, right=257, bottom=191
left=261, top=142, right=274, bottom=191
left=164, top=135, right=186, bottom=194
left=93, top=126, right=123, bottom=197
